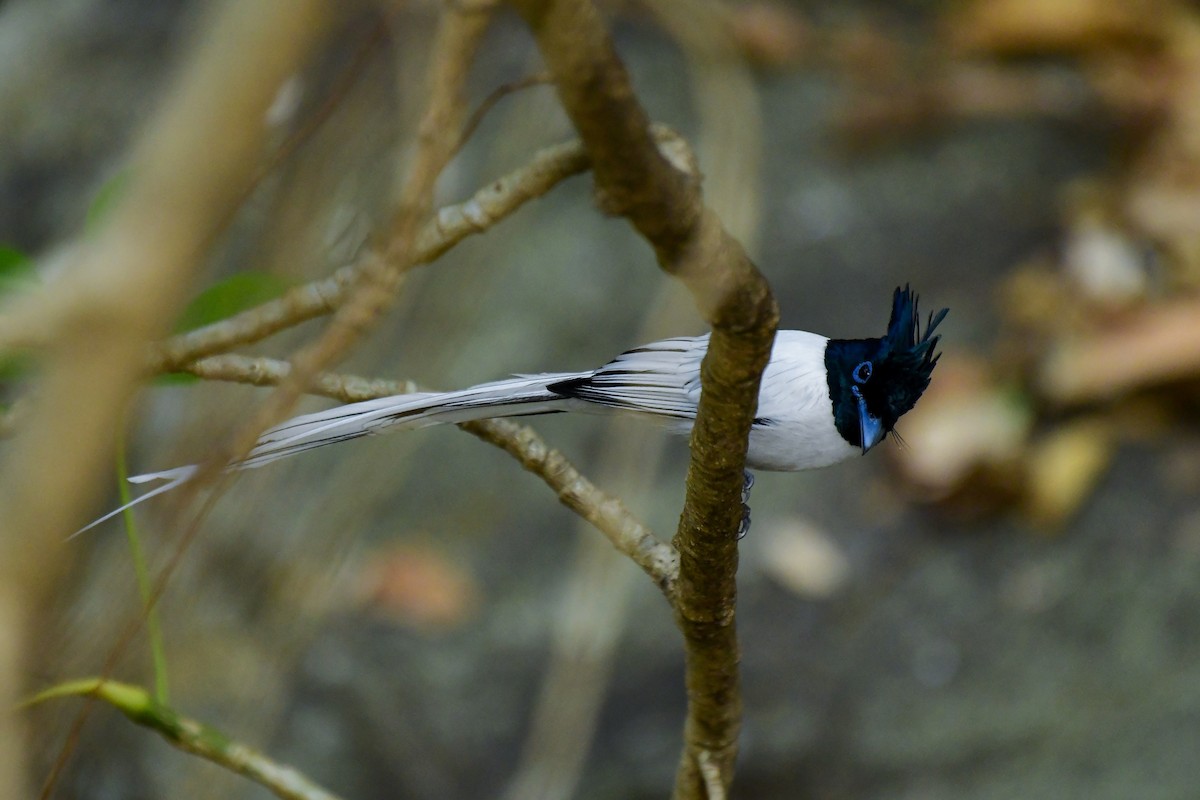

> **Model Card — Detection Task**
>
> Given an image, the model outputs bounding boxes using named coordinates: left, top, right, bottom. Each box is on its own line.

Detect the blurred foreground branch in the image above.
left=203, top=6, right=493, bottom=493
left=0, top=4, right=337, bottom=797
left=6, top=0, right=773, bottom=794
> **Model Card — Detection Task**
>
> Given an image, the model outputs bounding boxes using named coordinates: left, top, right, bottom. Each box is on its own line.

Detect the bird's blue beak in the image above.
left=855, top=391, right=885, bottom=454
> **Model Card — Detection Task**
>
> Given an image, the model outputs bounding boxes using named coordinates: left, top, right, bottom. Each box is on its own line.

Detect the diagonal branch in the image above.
left=150, top=126, right=689, bottom=374
left=208, top=5, right=494, bottom=477
left=32, top=679, right=344, bottom=800
left=150, top=135, right=595, bottom=372
left=508, top=1, right=778, bottom=796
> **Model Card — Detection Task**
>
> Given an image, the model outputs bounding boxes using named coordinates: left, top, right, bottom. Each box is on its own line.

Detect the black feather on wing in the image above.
left=547, top=336, right=704, bottom=419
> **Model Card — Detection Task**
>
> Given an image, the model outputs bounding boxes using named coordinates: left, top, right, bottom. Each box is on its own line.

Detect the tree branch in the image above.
left=508, top=1, right=778, bottom=796
left=150, top=134, right=594, bottom=372
left=150, top=126, right=689, bottom=374
left=32, top=679, right=344, bottom=800
left=208, top=5, right=493, bottom=477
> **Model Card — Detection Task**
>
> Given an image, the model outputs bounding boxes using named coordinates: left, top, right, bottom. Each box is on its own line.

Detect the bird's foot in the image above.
left=742, top=470, right=755, bottom=504
left=738, top=503, right=751, bottom=540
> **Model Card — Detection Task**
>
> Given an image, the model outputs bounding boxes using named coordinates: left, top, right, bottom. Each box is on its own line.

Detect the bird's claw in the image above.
left=738, top=503, right=751, bottom=540
left=736, top=470, right=755, bottom=539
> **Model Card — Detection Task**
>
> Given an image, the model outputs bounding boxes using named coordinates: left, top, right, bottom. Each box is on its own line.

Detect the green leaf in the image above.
left=117, top=433, right=170, bottom=705
left=0, top=351, right=34, bottom=382
left=0, top=246, right=35, bottom=294
left=160, top=272, right=290, bottom=384
left=0, top=247, right=37, bottom=382
left=173, top=272, right=290, bottom=334
left=86, top=169, right=132, bottom=232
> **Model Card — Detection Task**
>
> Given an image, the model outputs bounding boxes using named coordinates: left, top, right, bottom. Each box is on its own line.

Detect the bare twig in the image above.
left=151, top=133, right=593, bottom=372
left=3, top=128, right=682, bottom=382
left=149, top=126, right=688, bottom=375
left=41, top=14, right=497, bottom=795
left=457, top=71, right=553, bottom=155
left=183, top=353, right=679, bottom=593
left=644, top=0, right=763, bottom=252
left=465, top=417, right=679, bottom=593
left=508, top=1, right=778, bottom=795
left=208, top=6, right=494, bottom=481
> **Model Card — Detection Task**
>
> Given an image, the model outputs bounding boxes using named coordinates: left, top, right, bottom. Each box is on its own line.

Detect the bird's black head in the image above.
left=824, top=286, right=948, bottom=453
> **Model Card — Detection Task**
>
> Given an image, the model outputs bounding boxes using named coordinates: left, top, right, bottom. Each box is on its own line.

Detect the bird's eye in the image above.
left=852, top=361, right=873, bottom=384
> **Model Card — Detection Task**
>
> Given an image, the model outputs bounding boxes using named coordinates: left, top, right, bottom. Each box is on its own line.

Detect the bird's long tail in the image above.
left=73, top=372, right=584, bottom=536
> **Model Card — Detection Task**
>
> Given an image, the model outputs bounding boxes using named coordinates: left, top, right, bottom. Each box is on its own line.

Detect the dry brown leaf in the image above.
left=892, top=354, right=1033, bottom=506
left=757, top=517, right=850, bottom=599
left=729, top=1, right=811, bottom=69
left=1038, top=295, right=1200, bottom=404
left=355, top=543, right=480, bottom=630
left=944, top=0, right=1169, bottom=57
left=1022, top=418, right=1115, bottom=528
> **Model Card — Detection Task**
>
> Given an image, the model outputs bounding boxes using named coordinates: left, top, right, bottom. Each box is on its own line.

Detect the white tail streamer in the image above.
left=70, top=466, right=199, bottom=539
left=73, top=335, right=715, bottom=537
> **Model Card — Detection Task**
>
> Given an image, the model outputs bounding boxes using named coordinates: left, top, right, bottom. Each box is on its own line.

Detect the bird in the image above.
left=75, top=285, right=946, bottom=536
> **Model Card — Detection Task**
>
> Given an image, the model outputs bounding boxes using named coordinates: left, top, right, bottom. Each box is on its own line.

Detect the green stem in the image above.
left=116, top=434, right=170, bottom=704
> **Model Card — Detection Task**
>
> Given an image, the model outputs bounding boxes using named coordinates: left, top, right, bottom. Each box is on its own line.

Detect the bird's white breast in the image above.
left=745, top=331, right=858, bottom=471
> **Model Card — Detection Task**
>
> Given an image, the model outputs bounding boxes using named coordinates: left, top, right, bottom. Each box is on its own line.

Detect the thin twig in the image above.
left=45, top=14, right=497, bottom=796
left=149, top=126, right=687, bottom=374
left=457, top=71, right=553, bottom=155
left=501, top=258, right=706, bottom=800
left=150, top=134, right=592, bottom=372
left=32, top=679, right=344, bottom=800
left=184, top=353, right=679, bottom=594
left=195, top=6, right=493, bottom=483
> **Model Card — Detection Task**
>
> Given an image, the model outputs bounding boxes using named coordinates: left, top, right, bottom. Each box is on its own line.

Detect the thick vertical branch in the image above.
left=508, top=1, right=778, bottom=796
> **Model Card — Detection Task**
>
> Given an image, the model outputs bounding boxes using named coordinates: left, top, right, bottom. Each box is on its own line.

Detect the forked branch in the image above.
left=508, top=1, right=778, bottom=796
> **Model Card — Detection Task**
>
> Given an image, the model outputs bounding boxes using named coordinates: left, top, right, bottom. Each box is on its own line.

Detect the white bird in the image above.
left=76, top=286, right=946, bottom=535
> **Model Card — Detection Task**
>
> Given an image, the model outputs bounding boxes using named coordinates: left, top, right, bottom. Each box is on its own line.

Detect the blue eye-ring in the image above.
left=852, top=361, right=873, bottom=384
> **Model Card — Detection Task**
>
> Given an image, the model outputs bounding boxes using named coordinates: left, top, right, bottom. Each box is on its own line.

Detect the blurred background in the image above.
left=6, top=0, right=1200, bottom=797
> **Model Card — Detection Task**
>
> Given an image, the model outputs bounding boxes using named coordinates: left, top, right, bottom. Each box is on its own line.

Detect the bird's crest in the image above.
left=876, top=285, right=947, bottom=421
left=824, top=286, right=948, bottom=450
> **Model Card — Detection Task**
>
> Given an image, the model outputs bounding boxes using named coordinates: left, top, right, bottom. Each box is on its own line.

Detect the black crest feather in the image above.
left=878, top=284, right=947, bottom=420
left=824, top=286, right=948, bottom=448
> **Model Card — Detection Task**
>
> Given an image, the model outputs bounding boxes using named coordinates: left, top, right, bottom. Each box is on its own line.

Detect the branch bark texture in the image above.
left=508, top=1, right=779, bottom=795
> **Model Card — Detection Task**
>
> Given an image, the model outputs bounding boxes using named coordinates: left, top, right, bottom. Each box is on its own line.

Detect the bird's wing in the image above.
left=547, top=335, right=706, bottom=420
